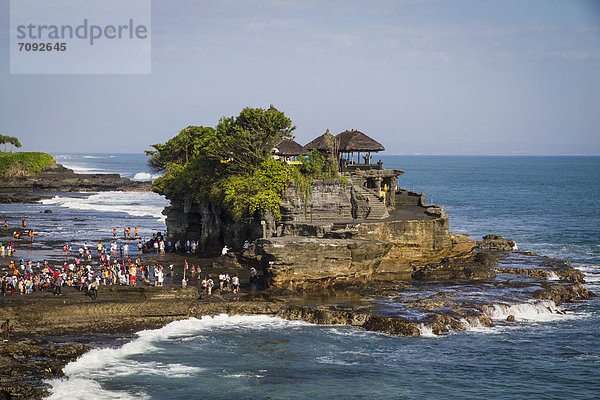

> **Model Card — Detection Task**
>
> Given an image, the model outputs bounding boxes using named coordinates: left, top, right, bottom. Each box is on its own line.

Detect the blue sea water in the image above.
left=30, top=154, right=600, bottom=399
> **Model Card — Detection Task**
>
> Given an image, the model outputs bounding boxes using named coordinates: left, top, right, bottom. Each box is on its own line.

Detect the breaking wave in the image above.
left=133, top=172, right=162, bottom=181
left=46, top=315, right=309, bottom=399
left=39, top=191, right=169, bottom=221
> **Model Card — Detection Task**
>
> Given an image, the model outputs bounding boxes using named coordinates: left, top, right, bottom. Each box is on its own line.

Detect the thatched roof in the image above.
left=274, top=139, right=306, bottom=156
left=303, top=129, right=336, bottom=151
left=336, top=129, right=384, bottom=152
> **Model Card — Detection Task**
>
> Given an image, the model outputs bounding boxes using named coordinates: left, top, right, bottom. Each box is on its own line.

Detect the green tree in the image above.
left=146, top=126, right=216, bottom=172
left=0, top=135, right=22, bottom=152
left=0, top=135, right=8, bottom=152
left=8, top=137, right=22, bottom=153
left=210, top=106, right=295, bottom=174
left=150, top=106, right=298, bottom=222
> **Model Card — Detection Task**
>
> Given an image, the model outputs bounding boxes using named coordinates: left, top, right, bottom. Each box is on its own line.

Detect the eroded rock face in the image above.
left=351, top=220, right=475, bottom=274
left=255, top=237, right=393, bottom=290
left=412, top=260, right=496, bottom=281
left=163, top=199, right=266, bottom=255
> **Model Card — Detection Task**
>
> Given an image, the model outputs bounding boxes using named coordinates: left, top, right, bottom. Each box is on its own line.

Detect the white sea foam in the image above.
left=579, top=266, right=600, bottom=285
left=133, top=172, right=162, bottom=181
left=46, top=377, right=146, bottom=400
left=39, top=192, right=169, bottom=221
left=60, top=163, right=107, bottom=174
left=481, top=300, right=577, bottom=323
left=547, top=271, right=560, bottom=280
left=417, top=324, right=437, bottom=337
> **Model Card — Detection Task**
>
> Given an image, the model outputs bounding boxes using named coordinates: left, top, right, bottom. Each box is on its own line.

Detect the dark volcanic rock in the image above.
left=0, top=163, right=151, bottom=192
left=0, top=194, right=49, bottom=203
left=533, top=283, right=595, bottom=305
left=279, top=305, right=421, bottom=336
left=0, top=340, right=90, bottom=399
left=212, top=254, right=244, bottom=269
left=473, top=251, right=501, bottom=265
left=412, top=260, right=496, bottom=281
left=477, top=234, right=516, bottom=251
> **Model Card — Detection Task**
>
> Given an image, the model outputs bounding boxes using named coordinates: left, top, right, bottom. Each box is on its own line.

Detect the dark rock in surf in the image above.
left=477, top=234, right=516, bottom=251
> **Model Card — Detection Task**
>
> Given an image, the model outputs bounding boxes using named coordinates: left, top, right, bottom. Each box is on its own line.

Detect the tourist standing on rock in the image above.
left=232, top=275, right=240, bottom=293
left=129, top=264, right=137, bottom=286
left=157, top=266, right=164, bottom=287
left=54, top=273, right=63, bottom=295
left=1, top=319, right=12, bottom=341
left=207, top=277, right=214, bottom=295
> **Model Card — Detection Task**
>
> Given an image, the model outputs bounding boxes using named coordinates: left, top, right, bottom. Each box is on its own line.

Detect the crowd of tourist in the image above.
left=1, top=222, right=254, bottom=300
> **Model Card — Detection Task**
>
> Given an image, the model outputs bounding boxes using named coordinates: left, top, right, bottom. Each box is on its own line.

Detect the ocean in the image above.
left=3, top=154, right=599, bottom=399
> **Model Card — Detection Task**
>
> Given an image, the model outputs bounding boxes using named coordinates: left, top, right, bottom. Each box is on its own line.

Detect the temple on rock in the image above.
left=279, top=128, right=406, bottom=219
left=163, top=126, right=475, bottom=289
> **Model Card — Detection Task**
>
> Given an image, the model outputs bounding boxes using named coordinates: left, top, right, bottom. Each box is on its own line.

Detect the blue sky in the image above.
left=1, top=0, right=599, bottom=155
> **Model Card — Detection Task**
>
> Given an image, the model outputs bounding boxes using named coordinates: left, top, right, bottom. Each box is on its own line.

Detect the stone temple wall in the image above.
left=279, top=179, right=352, bottom=222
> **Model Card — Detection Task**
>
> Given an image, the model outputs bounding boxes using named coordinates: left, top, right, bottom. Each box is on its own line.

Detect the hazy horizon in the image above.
left=1, top=0, right=599, bottom=156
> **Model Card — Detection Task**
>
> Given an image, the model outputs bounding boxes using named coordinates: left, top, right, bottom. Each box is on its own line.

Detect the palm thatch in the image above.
left=336, top=129, right=384, bottom=152
left=303, top=129, right=336, bottom=152
left=274, top=139, right=306, bottom=156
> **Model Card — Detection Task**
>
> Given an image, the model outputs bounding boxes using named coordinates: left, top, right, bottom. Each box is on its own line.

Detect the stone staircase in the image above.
left=349, top=174, right=389, bottom=220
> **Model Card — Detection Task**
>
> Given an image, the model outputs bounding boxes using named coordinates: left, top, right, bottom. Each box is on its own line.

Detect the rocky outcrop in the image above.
left=477, top=234, right=517, bottom=251
left=0, top=341, right=90, bottom=399
left=412, top=259, right=496, bottom=281
left=533, top=283, right=595, bottom=305
left=256, top=237, right=393, bottom=290
left=0, top=193, right=50, bottom=204
left=351, top=220, right=476, bottom=274
left=163, top=174, right=478, bottom=288
left=0, top=163, right=150, bottom=192
left=279, top=305, right=420, bottom=336
left=163, top=198, right=266, bottom=255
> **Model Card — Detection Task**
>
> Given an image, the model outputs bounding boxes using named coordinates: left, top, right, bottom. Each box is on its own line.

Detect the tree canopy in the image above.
left=149, top=106, right=339, bottom=222
left=0, top=135, right=22, bottom=152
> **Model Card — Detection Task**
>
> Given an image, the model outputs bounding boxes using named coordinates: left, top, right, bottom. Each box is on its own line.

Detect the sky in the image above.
left=1, top=0, right=599, bottom=155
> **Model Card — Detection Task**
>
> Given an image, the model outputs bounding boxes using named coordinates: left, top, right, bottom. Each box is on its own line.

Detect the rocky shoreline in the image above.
left=0, top=243, right=594, bottom=399
left=0, top=163, right=150, bottom=200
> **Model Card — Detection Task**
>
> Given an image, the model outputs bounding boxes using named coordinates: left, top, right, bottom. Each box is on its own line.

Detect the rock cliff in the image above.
left=164, top=172, right=477, bottom=289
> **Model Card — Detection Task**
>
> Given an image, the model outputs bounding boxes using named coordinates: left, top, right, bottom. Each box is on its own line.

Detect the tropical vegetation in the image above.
left=0, top=152, right=54, bottom=178
left=147, top=106, right=340, bottom=222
